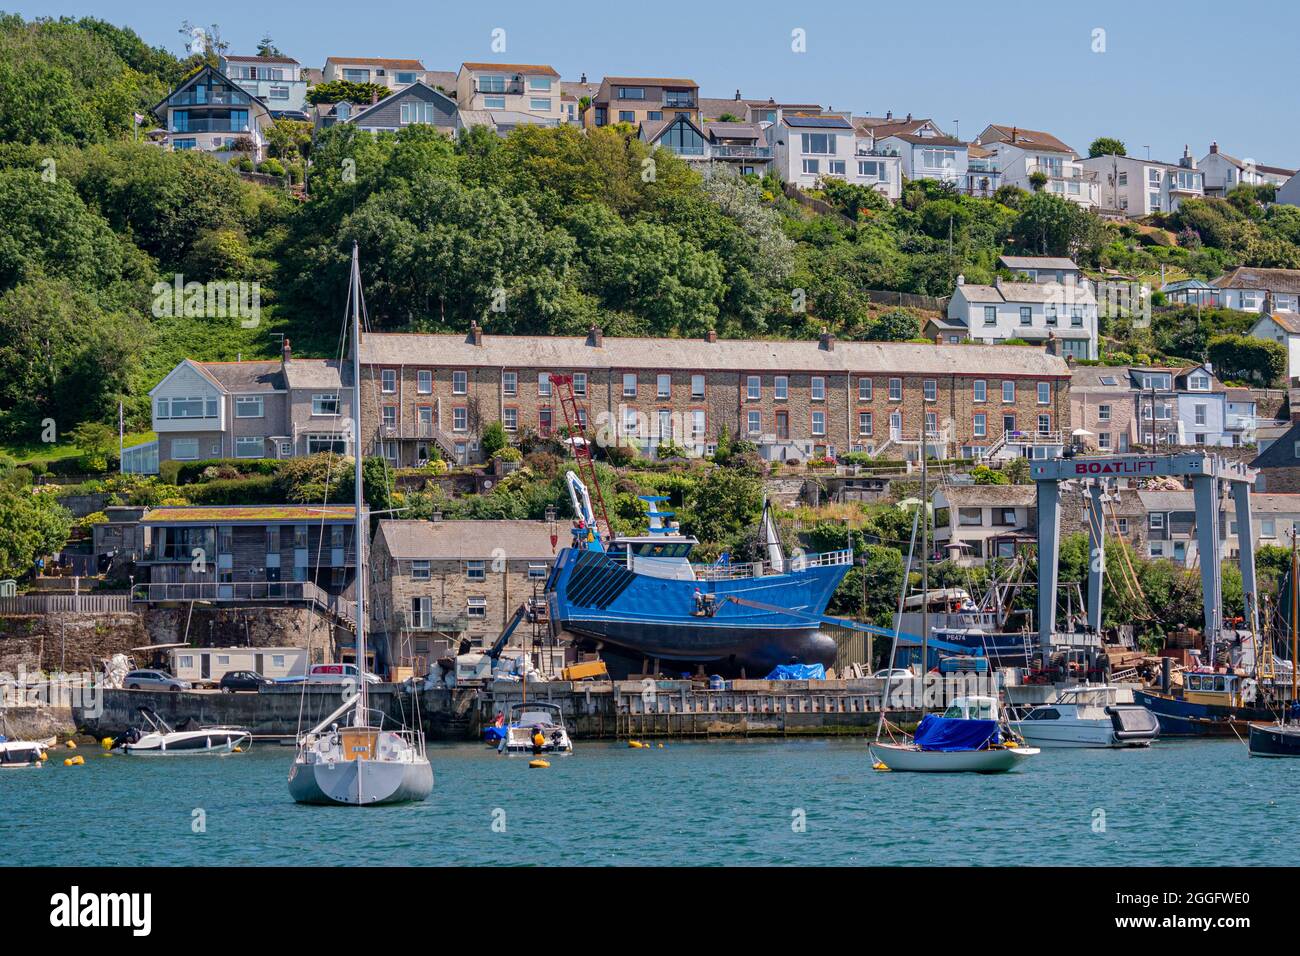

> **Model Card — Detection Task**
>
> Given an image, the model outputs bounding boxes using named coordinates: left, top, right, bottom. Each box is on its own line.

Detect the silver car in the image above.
left=124, top=669, right=191, bottom=691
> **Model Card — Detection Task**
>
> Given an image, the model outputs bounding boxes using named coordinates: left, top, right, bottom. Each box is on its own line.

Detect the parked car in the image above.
left=872, top=668, right=913, bottom=681
left=124, top=669, right=191, bottom=691
left=304, top=663, right=381, bottom=685
left=219, top=670, right=274, bottom=693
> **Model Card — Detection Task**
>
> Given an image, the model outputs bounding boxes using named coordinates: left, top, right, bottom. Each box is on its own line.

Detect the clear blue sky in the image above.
left=19, top=0, right=1300, bottom=165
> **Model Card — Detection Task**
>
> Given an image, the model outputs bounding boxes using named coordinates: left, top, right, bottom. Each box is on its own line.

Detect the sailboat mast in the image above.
left=920, top=436, right=928, bottom=684
left=1291, top=533, right=1297, bottom=708
left=350, top=242, right=368, bottom=720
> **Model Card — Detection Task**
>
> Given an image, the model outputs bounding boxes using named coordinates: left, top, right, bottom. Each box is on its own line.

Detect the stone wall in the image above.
left=0, top=612, right=147, bottom=674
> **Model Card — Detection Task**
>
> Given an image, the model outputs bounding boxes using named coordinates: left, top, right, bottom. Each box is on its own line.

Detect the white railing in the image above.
left=132, top=580, right=355, bottom=626
left=0, top=593, right=131, bottom=614
left=693, top=548, right=853, bottom=581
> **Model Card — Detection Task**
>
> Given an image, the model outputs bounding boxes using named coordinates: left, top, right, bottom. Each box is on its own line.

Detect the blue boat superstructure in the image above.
left=545, top=475, right=852, bottom=677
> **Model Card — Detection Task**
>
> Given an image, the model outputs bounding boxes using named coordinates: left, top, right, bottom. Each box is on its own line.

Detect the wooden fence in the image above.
left=0, top=593, right=132, bottom=614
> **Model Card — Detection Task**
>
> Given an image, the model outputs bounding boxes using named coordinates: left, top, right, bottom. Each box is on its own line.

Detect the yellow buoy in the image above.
left=529, top=758, right=550, bottom=769
left=65, top=739, right=78, bottom=750
left=872, top=761, right=890, bottom=772
left=628, top=740, right=644, bottom=748
left=40, top=751, right=48, bottom=761
left=73, top=755, right=84, bottom=765
left=63, top=757, right=73, bottom=767
left=657, top=743, right=664, bottom=749
left=232, top=746, right=243, bottom=753
left=101, top=737, right=114, bottom=749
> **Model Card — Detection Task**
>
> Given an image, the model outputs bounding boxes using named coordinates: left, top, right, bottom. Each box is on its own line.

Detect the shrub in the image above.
left=258, top=158, right=285, bottom=176
left=481, top=421, right=508, bottom=458
left=492, top=446, right=523, bottom=463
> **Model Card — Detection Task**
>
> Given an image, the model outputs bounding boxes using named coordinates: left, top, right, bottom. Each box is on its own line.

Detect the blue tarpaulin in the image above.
left=912, top=714, right=999, bottom=751
left=764, top=663, right=826, bottom=680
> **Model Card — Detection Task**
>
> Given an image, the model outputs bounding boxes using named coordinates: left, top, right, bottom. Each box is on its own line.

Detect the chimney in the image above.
left=1045, top=331, right=1058, bottom=356
left=994, top=276, right=1004, bottom=293
left=956, top=273, right=965, bottom=286
left=1181, top=144, right=1195, bottom=169
left=430, top=511, right=442, bottom=523
left=885, top=109, right=893, bottom=120
left=1065, top=354, right=1076, bottom=367
left=281, top=337, right=292, bottom=365
left=468, top=320, right=483, bottom=346
left=587, top=324, right=604, bottom=347
left=819, top=328, right=835, bottom=351
left=906, top=112, right=912, bottom=122
left=1011, top=126, right=1018, bottom=143
left=580, top=72, right=587, bottom=84
left=371, top=91, right=378, bottom=105
left=934, top=333, right=943, bottom=345
left=705, top=329, right=718, bottom=343
left=1210, top=141, right=1219, bottom=154
left=734, top=89, right=742, bottom=100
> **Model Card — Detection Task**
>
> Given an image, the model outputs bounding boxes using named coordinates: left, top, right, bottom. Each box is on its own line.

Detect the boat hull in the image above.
left=1008, top=720, right=1151, bottom=748
left=548, top=546, right=850, bottom=678
left=1248, top=722, right=1300, bottom=757
left=1133, top=689, right=1273, bottom=737
left=869, top=742, right=1038, bottom=773
left=288, top=755, right=434, bottom=806
left=123, top=729, right=251, bottom=754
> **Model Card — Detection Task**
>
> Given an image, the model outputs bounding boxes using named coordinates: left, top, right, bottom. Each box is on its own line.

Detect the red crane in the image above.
left=549, top=373, right=612, bottom=542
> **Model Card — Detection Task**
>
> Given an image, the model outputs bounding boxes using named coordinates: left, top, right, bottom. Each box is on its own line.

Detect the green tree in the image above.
left=1207, top=333, right=1287, bottom=386
left=864, top=308, right=921, bottom=342
left=0, top=477, right=73, bottom=579
left=1088, top=137, right=1126, bottom=158
left=481, top=421, right=508, bottom=458
left=682, top=467, right=763, bottom=544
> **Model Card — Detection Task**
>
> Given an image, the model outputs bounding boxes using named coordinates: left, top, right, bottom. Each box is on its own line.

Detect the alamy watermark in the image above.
left=151, top=274, right=261, bottom=328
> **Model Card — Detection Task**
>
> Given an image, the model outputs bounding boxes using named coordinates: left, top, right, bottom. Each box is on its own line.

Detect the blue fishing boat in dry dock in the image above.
left=546, top=473, right=852, bottom=678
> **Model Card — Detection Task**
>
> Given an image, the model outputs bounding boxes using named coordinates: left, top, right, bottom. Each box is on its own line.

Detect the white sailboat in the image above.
left=287, top=243, right=434, bottom=807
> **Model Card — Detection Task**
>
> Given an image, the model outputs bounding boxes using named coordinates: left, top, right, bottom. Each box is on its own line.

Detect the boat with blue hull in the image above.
left=546, top=475, right=852, bottom=677
left=1134, top=671, right=1274, bottom=737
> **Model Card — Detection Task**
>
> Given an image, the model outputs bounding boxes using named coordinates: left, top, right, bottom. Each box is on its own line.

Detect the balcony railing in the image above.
left=711, top=144, right=772, bottom=159
left=171, top=91, right=251, bottom=106
left=1027, top=163, right=1098, bottom=183
left=171, top=118, right=253, bottom=134
left=132, top=580, right=355, bottom=625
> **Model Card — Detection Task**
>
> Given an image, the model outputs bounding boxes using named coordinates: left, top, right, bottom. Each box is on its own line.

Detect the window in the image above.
left=1037, top=382, right=1051, bottom=405
left=1098, top=432, right=1112, bottom=450
left=691, top=374, right=706, bottom=399
left=828, top=160, right=846, bottom=177
left=538, top=373, right=552, bottom=397
left=530, top=97, right=552, bottom=112
left=503, top=407, right=517, bottom=432
left=1002, top=381, right=1015, bottom=403
left=411, top=560, right=430, bottom=581
left=453, top=407, right=467, bottom=432
left=306, top=433, right=346, bottom=454
left=858, top=160, right=885, bottom=180
left=452, top=370, right=467, bottom=395
left=770, top=376, right=788, bottom=401
left=889, top=378, right=902, bottom=401
left=573, top=372, right=587, bottom=396
left=525, top=562, right=549, bottom=581
left=925, top=411, right=937, bottom=436
left=747, top=410, right=761, bottom=434
left=624, top=408, right=640, bottom=437
left=617, top=87, right=645, bottom=99
left=958, top=508, right=983, bottom=527
left=1149, top=513, right=1164, bottom=530
left=1189, top=372, right=1210, bottom=391
left=484, top=96, right=506, bottom=110
left=802, top=159, right=820, bottom=175
left=539, top=408, right=553, bottom=435
left=691, top=410, right=706, bottom=438
left=235, top=396, right=263, bottom=418
left=746, top=376, right=761, bottom=401
left=171, top=438, right=199, bottom=460
left=1098, top=404, right=1111, bottom=422
left=1194, top=403, right=1207, bottom=426
left=623, top=373, right=637, bottom=397
left=400, top=102, right=438, bottom=125
left=811, top=411, right=826, bottom=436
left=232, top=437, right=262, bottom=460
left=343, top=69, right=370, bottom=83
left=528, top=77, right=553, bottom=92
left=800, top=133, right=834, bottom=155
left=381, top=369, right=397, bottom=393
left=502, top=371, right=517, bottom=397
left=395, top=72, right=417, bottom=85
left=858, top=411, right=873, bottom=436
left=1038, top=414, right=1051, bottom=434
left=984, top=306, right=997, bottom=326
left=1045, top=304, right=1058, bottom=326
left=647, top=111, right=662, bottom=121
left=811, top=377, right=825, bottom=401
left=1019, top=306, right=1032, bottom=326
left=664, top=90, right=694, bottom=108
left=858, top=378, right=872, bottom=402
left=467, top=596, right=487, bottom=618
left=973, top=413, right=986, bottom=438
left=312, top=393, right=339, bottom=416
left=1071, top=307, right=1084, bottom=328
left=156, top=396, right=218, bottom=420
left=1261, top=519, right=1277, bottom=538
left=465, top=560, right=486, bottom=581
left=973, top=380, right=986, bottom=403
left=619, top=110, right=635, bottom=123
left=381, top=405, right=397, bottom=428
left=417, top=370, right=432, bottom=394
left=657, top=374, right=672, bottom=399
left=923, top=380, right=937, bottom=402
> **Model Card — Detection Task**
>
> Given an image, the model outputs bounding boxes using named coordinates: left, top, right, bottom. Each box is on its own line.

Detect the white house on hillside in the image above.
left=1199, top=142, right=1296, bottom=196
left=944, top=275, right=1098, bottom=359
left=1082, top=146, right=1205, bottom=214
left=1249, top=312, right=1300, bottom=381
left=773, top=113, right=899, bottom=193
left=868, top=116, right=967, bottom=186
left=977, top=124, right=1099, bottom=208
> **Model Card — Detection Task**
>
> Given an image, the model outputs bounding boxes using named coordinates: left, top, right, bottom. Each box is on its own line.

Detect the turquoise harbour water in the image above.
left=3, top=737, right=1297, bottom=866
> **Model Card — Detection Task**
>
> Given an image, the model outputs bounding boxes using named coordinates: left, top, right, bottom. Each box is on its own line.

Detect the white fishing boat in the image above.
left=1009, top=685, right=1159, bottom=748
left=122, top=708, right=251, bottom=755
left=287, top=243, right=433, bottom=807
left=498, top=702, right=573, bottom=755
left=0, top=736, right=52, bottom=767
left=869, top=696, right=1040, bottom=774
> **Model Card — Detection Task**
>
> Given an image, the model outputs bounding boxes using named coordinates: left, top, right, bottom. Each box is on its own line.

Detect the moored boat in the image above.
left=1135, top=671, right=1274, bottom=737
left=1009, top=685, right=1159, bottom=748
left=869, top=696, right=1040, bottom=773
left=121, top=707, right=250, bottom=755
left=498, top=702, right=573, bottom=755
left=0, top=736, right=51, bottom=767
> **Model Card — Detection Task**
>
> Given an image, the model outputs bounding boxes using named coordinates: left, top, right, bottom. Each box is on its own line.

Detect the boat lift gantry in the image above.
left=1031, top=452, right=1258, bottom=666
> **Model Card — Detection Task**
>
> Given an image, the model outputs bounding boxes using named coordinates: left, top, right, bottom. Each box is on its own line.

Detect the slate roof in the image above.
left=939, top=485, right=1037, bottom=508
left=357, top=332, right=1072, bottom=377
left=1261, top=313, right=1300, bottom=334
left=956, top=280, right=1097, bottom=305
left=376, top=519, right=556, bottom=560
left=999, top=256, right=1081, bottom=272
left=982, top=124, right=1077, bottom=155
left=196, top=361, right=284, bottom=392
left=460, top=62, right=560, bottom=76
left=325, top=57, right=427, bottom=70
left=1214, top=266, right=1300, bottom=294
left=224, top=54, right=299, bottom=64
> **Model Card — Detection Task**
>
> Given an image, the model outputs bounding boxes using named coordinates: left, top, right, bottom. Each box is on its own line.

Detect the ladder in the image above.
left=549, top=373, right=612, bottom=541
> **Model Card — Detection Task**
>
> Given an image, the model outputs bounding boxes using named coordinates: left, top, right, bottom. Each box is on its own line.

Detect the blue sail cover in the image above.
left=764, top=663, right=826, bottom=680
left=912, top=714, right=999, bottom=751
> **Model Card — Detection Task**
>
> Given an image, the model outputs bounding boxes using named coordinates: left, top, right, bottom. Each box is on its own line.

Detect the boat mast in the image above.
left=1291, top=533, right=1297, bottom=713
left=350, top=242, right=368, bottom=724
left=920, top=436, right=928, bottom=686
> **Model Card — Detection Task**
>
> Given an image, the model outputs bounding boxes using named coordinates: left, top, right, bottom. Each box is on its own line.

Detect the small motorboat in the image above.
left=1248, top=720, right=1300, bottom=757
left=498, top=702, right=573, bottom=755
left=122, top=707, right=251, bottom=755
left=1009, top=685, right=1159, bottom=748
left=869, top=696, right=1039, bottom=773
left=0, top=736, right=52, bottom=768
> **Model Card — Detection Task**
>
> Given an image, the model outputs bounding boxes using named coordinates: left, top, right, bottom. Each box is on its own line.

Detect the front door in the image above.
left=775, top=411, right=789, bottom=439
left=200, top=653, right=211, bottom=680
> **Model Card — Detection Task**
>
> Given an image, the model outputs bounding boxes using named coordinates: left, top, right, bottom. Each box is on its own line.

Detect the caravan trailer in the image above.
left=168, top=646, right=308, bottom=686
